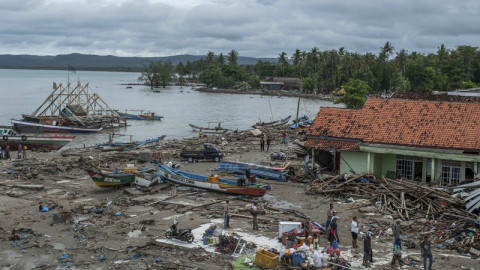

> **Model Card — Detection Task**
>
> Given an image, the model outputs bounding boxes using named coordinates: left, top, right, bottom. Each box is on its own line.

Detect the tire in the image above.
left=271, top=156, right=275, bottom=161
left=165, top=230, right=173, bottom=239
left=21, top=135, right=26, bottom=141
left=214, top=157, right=220, bottom=162
left=187, top=157, right=193, bottom=163
left=186, top=233, right=194, bottom=243
left=282, top=156, right=287, bottom=161
left=2, top=135, right=7, bottom=141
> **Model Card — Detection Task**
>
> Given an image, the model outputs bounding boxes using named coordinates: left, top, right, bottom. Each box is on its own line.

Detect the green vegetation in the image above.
left=162, top=43, right=480, bottom=100
left=337, top=79, right=371, bottom=109
left=139, top=60, right=174, bottom=89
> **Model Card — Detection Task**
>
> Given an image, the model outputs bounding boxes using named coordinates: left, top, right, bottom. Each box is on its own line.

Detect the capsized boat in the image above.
left=154, top=162, right=267, bottom=197
left=0, top=127, right=75, bottom=151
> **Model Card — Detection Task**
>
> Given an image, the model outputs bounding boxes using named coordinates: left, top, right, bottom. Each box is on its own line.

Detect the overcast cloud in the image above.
left=0, top=0, right=479, bottom=58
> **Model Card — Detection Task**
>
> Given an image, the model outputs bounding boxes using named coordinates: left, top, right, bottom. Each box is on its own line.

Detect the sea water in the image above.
left=0, top=69, right=339, bottom=148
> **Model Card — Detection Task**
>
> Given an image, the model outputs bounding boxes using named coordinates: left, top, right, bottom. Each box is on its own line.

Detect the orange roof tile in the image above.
left=305, top=139, right=359, bottom=151
left=307, top=98, right=480, bottom=151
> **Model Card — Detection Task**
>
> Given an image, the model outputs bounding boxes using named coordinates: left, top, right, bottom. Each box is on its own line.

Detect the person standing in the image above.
left=0, top=146, right=3, bottom=159
left=326, top=203, right=334, bottom=229
left=266, top=136, right=271, bottom=151
left=304, top=154, right=310, bottom=172
left=198, top=130, right=203, bottom=138
left=363, top=231, right=373, bottom=267
left=303, top=217, right=312, bottom=239
left=282, top=131, right=287, bottom=144
left=391, top=237, right=404, bottom=266
left=22, top=145, right=27, bottom=160
left=351, top=216, right=359, bottom=248
left=251, top=202, right=259, bottom=230
left=260, top=137, right=265, bottom=151
left=18, top=144, right=22, bottom=159
left=420, top=235, right=433, bottom=270
left=394, top=219, right=402, bottom=248
left=329, top=216, right=339, bottom=244
left=224, top=200, right=230, bottom=229
left=5, top=145, right=10, bottom=160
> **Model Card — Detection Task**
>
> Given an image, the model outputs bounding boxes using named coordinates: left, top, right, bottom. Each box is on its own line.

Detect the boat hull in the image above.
left=86, top=170, right=136, bottom=187
left=12, top=120, right=102, bottom=134
left=189, top=124, right=228, bottom=134
left=155, top=163, right=266, bottom=197
left=0, top=135, right=75, bottom=151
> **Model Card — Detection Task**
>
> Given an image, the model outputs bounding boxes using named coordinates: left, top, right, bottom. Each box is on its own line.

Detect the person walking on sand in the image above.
left=266, top=136, right=271, bottom=151
left=224, top=200, right=230, bottom=229
left=260, top=137, right=265, bottom=151
left=391, top=237, right=404, bottom=266
left=329, top=216, right=339, bottom=244
left=251, top=202, right=259, bottom=230
left=420, top=235, right=433, bottom=270
left=351, top=216, right=359, bottom=248
left=18, top=144, right=23, bottom=159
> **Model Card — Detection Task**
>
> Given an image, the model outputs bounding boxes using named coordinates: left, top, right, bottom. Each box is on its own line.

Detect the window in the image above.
left=396, top=155, right=414, bottom=180
left=440, top=160, right=461, bottom=185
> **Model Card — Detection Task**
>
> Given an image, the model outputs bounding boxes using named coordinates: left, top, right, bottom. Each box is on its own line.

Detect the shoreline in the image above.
left=196, top=87, right=339, bottom=102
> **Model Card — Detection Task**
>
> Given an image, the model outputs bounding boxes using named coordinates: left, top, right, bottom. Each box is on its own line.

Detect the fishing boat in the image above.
left=12, top=119, right=102, bottom=134
left=215, top=161, right=289, bottom=181
left=86, top=167, right=158, bottom=187
left=189, top=123, right=229, bottom=134
left=117, top=110, right=163, bottom=121
left=95, top=135, right=166, bottom=152
left=253, top=115, right=291, bottom=128
left=86, top=170, right=136, bottom=187
left=154, top=163, right=267, bottom=197
left=0, top=127, right=75, bottom=151
left=289, top=118, right=313, bottom=130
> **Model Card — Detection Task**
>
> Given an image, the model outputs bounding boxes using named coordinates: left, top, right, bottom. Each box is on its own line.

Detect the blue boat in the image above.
left=215, top=161, right=289, bottom=181
left=117, top=111, right=163, bottom=121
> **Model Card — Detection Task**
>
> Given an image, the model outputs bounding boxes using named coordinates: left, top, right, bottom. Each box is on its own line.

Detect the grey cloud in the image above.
left=0, top=0, right=479, bottom=57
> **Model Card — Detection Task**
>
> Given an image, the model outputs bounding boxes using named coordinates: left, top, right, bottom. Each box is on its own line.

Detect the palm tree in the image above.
left=206, top=51, right=215, bottom=65
left=228, top=50, right=239, bottom=66
left=395, top=49, right=408, bottom=76
left=277, top=52, right=289, bottom=77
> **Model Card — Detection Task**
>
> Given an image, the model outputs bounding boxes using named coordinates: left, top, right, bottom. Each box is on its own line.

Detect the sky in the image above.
left=1, top=0, right=479, bottom=58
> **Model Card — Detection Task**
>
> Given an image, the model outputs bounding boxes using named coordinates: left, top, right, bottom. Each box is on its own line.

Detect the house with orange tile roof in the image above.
left=306, top=97, right=480, bottom=185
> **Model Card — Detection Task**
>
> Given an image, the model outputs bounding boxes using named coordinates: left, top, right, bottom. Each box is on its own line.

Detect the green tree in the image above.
left=337, top=79, right=371, bottom=109
left=157, top=61, right=174, bottom=88
left=200, top=65, right=223, bottom=87
left=392, top=72, right=410, bottom=93
left=460, top=81, right=477, bottom=89
left=228, top=50, right=239, bottom=66
left=139, top=60, right=159, bottom=89
left=247, top=76, right=260, bottom=89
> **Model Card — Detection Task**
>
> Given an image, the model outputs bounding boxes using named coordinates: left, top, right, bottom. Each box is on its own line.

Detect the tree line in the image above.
left=140, top=43, right=480, bottom=95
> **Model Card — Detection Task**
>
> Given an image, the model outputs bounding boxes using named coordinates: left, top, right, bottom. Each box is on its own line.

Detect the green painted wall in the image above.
left=339, top=152, right=369, bottom=175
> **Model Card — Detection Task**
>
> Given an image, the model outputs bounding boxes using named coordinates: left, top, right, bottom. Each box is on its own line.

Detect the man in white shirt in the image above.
left=351, top=216, right=359, bottom=248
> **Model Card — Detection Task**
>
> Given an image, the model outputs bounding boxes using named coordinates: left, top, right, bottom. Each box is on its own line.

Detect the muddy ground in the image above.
left=0, top=127, right=478, bottom=270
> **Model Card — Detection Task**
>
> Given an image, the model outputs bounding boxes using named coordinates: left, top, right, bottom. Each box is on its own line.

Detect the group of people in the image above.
left=224, top=200, right=260, bottom=231
left=0, top=144, right=27, bottom=160
left=259, top=134, right=271, bottom=151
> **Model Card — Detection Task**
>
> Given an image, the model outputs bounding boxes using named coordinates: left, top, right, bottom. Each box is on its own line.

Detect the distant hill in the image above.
left=0, top=53, right=276, bottom=71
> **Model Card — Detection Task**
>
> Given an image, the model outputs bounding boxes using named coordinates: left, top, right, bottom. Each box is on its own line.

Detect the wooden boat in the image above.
left=86, top=170, right=136, bottom=187
left=0, top=127, right=75, bottom=151
left=154, top=163, right=267, bottom=197
left=117, top=111, right=163, bottom=121
left=95, top=135, right=166, bottom=152
left=86, top=167, right=158, bottom=187
left=12, top=119, right=102, bottom=134
left=189, top=123, right=229, bottom=134
left=215, top=161, right=289, bottom=181
left=253, top=115, right=291, bottom=128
